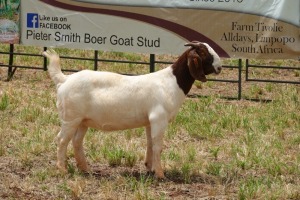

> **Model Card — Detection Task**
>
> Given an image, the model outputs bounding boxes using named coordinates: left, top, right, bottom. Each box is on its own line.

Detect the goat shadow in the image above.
left=85, top=165, right=220, bottom=185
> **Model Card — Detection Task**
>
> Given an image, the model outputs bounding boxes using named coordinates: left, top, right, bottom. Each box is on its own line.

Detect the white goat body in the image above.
left=43, top=42, right=222, bottom=178
left=58, top=68, right=185, bottom=131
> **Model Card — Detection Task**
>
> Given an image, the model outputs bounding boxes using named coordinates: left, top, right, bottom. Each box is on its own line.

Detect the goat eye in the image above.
left=204, top=57, right=213, bottom=65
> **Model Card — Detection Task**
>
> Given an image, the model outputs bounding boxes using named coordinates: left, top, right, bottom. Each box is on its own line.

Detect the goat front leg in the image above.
left=149, top=112, right=168, bottom=179
left=72, top=124, right=89, bottom=172
left=151, top=131, right=165, bottom=179
left=56, top=121, right=80, bottom=173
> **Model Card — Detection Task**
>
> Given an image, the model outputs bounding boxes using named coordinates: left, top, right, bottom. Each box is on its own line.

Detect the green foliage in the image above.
left=206, top=162, right=222, bottom=176
left=103, top=147, right=125, bottom=167
left=0, top=93, right=9, bottom=110
left=102, top=146, right=138, bottom=167
left=124, top=151, right=138, bottom=167
left=180, top=162, right=192, bottom=183
left=238, top=176, right=266, bottom=200
left=209, top=146, right=221, bottom=160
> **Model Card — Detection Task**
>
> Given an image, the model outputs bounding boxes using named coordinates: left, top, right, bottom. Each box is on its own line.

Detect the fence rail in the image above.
left=246, top=59, right=300, bottom=85
left=1, top=44, right=299, bottom=100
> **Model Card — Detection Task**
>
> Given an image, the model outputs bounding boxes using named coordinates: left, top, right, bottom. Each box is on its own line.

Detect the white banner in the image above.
left=20, top=0, right=300, bottom=59
left=77, top=0, right=299, bottom=26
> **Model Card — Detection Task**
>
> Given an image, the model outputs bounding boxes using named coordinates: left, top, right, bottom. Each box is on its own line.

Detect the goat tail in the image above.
left=42, top=49, right=67, bottom=86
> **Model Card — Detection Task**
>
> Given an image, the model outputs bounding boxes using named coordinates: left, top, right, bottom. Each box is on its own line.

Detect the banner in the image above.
left=0, top=0, right=20, bottom=44
left=21, top=0, right=299, bottom=59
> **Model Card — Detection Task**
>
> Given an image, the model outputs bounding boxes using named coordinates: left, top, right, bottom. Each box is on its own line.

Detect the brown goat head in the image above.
left=185, top=41, right=222, bottom=82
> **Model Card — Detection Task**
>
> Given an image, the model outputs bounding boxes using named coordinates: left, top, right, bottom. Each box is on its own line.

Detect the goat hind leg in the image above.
left=72, top=124, right=89, bottom=172
left=145, top=126, right=153, bottom=172
left=56, top=121, right=80, bottom=173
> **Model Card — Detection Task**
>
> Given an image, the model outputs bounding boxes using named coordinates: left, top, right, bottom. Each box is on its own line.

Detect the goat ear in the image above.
left=187, top=49, right=207, bottom=82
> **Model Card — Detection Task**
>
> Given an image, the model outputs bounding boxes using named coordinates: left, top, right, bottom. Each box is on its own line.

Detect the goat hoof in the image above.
left=78, top=165, right=91, bottom=172
left=155, top=171, right=165, bottom=179
left=56, top=162, right=67, bottom=173
left=144, top=162, right=152, bottom=171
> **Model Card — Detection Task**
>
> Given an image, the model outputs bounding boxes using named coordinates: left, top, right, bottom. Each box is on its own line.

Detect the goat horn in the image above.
left=184, top=41, right=202, bottom=48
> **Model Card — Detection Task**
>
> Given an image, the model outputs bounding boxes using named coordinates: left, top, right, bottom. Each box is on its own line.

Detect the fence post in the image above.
left=150, top=54, right=155, bottom=73
left=7, top=44, right=14, bottom=81
left=238, top=59, right=242, bottom=100
left=94, top=50, right=98, bottom=71
left=43, top=47, right=48, bottom=71
left=245, top=59, right=249, bottom=81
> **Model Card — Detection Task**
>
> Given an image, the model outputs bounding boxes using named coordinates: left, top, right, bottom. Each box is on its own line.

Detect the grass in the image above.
left=0, top=44, right=300, bottom=199
left=0, top=92, right=9, bottom=110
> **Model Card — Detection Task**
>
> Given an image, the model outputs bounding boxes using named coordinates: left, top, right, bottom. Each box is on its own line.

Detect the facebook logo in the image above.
left=27, top=13, right=39, bottom=28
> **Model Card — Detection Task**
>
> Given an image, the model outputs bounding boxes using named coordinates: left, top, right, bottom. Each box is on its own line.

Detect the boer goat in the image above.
left=42, top=41, right=222, bottom=179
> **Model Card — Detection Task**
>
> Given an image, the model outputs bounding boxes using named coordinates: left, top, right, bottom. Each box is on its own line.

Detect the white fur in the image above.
left=58, top=68, right=186, bottom=131
left=203, top=43, right=222, bottom=73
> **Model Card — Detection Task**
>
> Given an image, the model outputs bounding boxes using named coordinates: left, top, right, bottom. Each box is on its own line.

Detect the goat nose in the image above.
left=216, top=66, right=222, bottom=73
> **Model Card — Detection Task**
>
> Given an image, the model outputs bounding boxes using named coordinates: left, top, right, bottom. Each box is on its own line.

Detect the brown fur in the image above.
left=172, top=42, right=217, bottom=95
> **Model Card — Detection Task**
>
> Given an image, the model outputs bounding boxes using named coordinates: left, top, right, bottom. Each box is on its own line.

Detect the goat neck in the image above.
left=171, top=49, right=195, bottom=95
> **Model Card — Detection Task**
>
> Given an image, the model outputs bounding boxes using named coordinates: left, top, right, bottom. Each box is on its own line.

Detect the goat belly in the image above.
left=82, top=100, right=151, bottom=131
left=82, top=117, right=150, bottom=131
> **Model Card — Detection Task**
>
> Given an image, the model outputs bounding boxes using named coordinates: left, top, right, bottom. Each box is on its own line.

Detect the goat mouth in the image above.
left=210, top=69, right=221, bottom=76
left=215, top=70, right=221, bottom=75
left=214, top=66, right=222, bottom=74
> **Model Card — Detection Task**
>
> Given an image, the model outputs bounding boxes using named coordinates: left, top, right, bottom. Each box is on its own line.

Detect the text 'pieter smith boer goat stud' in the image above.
left=42, top=41, right=222, bottom=179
